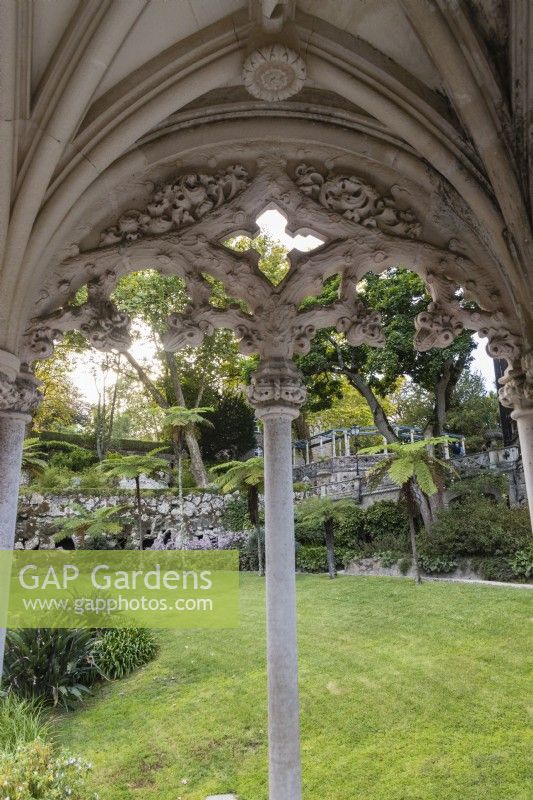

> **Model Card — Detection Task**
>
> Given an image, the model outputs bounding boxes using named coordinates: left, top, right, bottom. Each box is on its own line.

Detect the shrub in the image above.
left=295, top=515, right=323, bottom=545
left=0, top=693, right=51, bottom=754
left=508, top=546, right=533, bottom=580
left=50, top=446, right=98, bottom=472
left=335, top=505, right=366, bottom=548
left=3, top=629, right=98, bottom=709
left=472, top=556, right=516, bottom=583
left=372, top=550, right=399, bottom=568
left=363, top=501, right=410, bottom=552
left=421, top=498, right=531, bottom=557
left=77, top=465, right=114, bottom=490
left=296, top=545, right=328, bottom=572
left=398, top=556, right=412, bottom=575
left=418, top=554, right=458, bottom=574
left=92, top=628, right=158, bottom=680
left=336, top=547, right=362, bottom=568
left=0, top=739, right=98, bottom=799
left=32, top=466, right=74, bottom=491
left=221, top=495, right=251, bottom=531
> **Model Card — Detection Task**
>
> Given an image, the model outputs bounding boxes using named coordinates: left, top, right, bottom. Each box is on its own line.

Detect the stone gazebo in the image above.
left=1, top=3, right=533, bottom=799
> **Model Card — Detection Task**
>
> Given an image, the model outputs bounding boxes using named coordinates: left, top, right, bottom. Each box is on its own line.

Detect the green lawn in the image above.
left=57, top=575, right=533, bottom=799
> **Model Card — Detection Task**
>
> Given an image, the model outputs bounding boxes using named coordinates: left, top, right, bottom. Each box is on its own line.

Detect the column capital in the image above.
left=248, top=357, right=306, bottom=420
left=0, top=369, right=42, bottom=419
left=498, top=352, right=533, bottom=412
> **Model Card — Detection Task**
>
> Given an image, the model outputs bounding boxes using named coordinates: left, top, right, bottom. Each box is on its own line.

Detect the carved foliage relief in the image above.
left=99, top=165, right=250, bottom=246
left=24, top=159, right=530, bottom=413
left=293, top=164, right=423, bottom=239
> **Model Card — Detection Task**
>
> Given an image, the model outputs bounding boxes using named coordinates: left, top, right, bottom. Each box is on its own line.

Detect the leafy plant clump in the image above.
left=92, top=628, right=158, bottom=680
left=508, top=546, right=533, bottom=580
left=0, top=693, right=51, bottom=754
left=417, top=554, right=458, bottom=574
left=3, top=629, right=98, bottom=709
left=0, top=739, right=98, bottom=800
left=420, top=498, right=531, bottom=558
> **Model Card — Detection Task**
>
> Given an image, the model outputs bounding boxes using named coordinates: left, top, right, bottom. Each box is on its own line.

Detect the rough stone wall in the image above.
left=16, top=491, right=237, bottom=550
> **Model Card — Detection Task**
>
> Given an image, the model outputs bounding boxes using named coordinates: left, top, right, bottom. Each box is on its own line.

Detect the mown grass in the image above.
left=57, top=574, right=533, bottom=799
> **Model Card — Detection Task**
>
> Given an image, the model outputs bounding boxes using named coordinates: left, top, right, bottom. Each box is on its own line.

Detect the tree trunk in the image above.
left=249, top=485, right=264, bottom=576
left=124, top=350, right=209, bottom=488
left=406, top=481, right=422, bottom=584
left=324, top=518, right=337, bottom=579
left=345, top=371, right=398, bottom=443
left=165, top=352, right=209, bottom=488
left=177, top=447, right=186, bottom=545
left=135, top=475, right=143, bottom=550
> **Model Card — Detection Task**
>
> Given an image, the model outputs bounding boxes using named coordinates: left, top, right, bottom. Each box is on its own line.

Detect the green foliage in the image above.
left=3, top=629, right=98, bottom=709
left=97, top=448, right=169, bottom=481
left=398, top=556, right=412, bottom=575
left=0, top=694, right=51, bottom=754
left=508, top=547, right=533, bottom=580
left=221, top=495, right=251, bottom=532
left=211, top=457, right=264, bottom=495
left=296, top=545, right=328, bottom=572
left=92, top=629, right=158, bottom=680
left=162, top=405, right=214, bottom=434
left=448, top=472, right=507, bottom=501
left=49, top=445, right=97, bottom=472
left=32, top=466, right=74, bottom=491
left=420, top=499, right=532, bottom=558
left=199, top=393, right=256, bottom=461
left=77, top=465, right=115, bottom=490
left=21, top=438, right=48, bottom=476
left=295, top=497, right=359, bottom=531
left=417, top=554, right=458, bottom=574
left=295, top=544, right=359, bottom=572
left=363, top=501, right=409, bottom=551
left=0, top=739, right=98, bottom=799
left=472, top=557, right=517, bottom=583
left=361, top=437, right=456, bottom=497
left=54, top=504, right=126, bottom=545
left=445, top=371, right=499, bottom=438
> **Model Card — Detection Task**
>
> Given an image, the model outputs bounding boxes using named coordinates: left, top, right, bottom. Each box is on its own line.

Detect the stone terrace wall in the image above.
left=16, top=491, right=237, bottom=550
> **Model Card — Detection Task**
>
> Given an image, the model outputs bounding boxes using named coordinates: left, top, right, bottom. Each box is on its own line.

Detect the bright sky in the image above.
left=71, top=209, right=495, bottom=403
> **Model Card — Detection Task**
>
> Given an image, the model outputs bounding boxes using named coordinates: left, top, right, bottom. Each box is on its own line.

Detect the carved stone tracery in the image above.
left=24, top=158, right=529, bottom=415
left=293, top=164, right=423, bottom=239
left=99, top=165, right=250, bottom=246
left=24, top=272, right=131, bottom=362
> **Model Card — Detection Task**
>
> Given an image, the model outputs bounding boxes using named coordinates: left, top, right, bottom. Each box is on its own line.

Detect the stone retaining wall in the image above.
left=16, top=491, right=237, bottom=550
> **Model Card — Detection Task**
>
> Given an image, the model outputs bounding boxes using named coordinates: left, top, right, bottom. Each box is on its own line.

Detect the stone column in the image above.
left=0, top=360, right=40, bottom=681
left=249, top=358, right=306, bottom=800
left=512, top=406, right=533, bottom=530
left=499, top=354, right=533, bottom=530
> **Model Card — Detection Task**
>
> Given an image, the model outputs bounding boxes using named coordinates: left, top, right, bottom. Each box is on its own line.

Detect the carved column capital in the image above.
left=499, top=352, right=533, bottom=412
left=0, top=369, right=42, bottom=419
left=248, top=357, right=307, bottom=419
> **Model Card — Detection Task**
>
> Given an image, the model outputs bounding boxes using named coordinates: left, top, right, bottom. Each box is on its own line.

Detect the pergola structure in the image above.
left=1, top=2, right=532, bottom=798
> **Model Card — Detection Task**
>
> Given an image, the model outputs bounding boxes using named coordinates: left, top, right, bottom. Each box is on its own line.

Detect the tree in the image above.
left=111, top=270, right=246, bottom=487
left=295, top=497, right=358, bottom=579
left=97, top=450, right=169, bottom=548
left=298, top=270, right=475, bottom=444
left=21, top=439, right=48, bottom=477
left=54, top=504, right=126, bottom=547
left=210, top=456, right=265, bottom=576
left=32, top=341, right=87, bottom=432
left=199, top=393, right=256, bottom=461
left=161, top=406, right=213, bottom=541
left=360, top=438, right=456, bottom=583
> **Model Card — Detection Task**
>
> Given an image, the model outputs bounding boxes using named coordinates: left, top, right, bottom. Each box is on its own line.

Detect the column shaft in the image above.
left=0, top=413, right=26, bottom=680
left=512, top=407, right=533, bottom=530
left=263, top=412, right=302, bottom=800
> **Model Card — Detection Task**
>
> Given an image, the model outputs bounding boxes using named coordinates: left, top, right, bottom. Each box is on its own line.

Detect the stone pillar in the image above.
left=249, top=358, right=306, bottom=800
left=512, top=407, right=533, bottom=530
left=0, top=413, right=27, bottom=676
left=344, top=431, right=350, bottom=456
left=499, top=354, right=533, bottom=530
left=0, top=359, right=40, bottom=682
